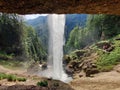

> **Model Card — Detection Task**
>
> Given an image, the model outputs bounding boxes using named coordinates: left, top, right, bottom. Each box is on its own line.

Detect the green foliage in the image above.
left=0, top=51, right=13, bottom=60
left=65, top=14, right=87, bottom=40
left=65, top=14, right=120, bottom=54
left=37, top=80, right=48, bottom=87
left=65, top=26, right=92, bottom=53
left=96, top=39, right=120, bottom=71
left=66, top=26, right=80, bottom=52
left=7, top=74, right=17, bottom=81
left=65, top=14, right=120, bottom=72
left=23, top=26, right=47, bottom=61
left=0, top=13, right=24, bottom=55
left=17, top=77, right=26, bottom=82
left=0, top=73, right=7, bottom=80
left=86, top=14, right=120, bottom=40
left=0, top=13, right=47, bottom=62
left=0, top=73, right=27, bottom=82
left=0, top=59, right=24, bottom=69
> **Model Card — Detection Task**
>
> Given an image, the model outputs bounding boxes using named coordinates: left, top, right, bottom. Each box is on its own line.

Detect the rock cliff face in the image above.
left=0, top=0, right=120, bottom=15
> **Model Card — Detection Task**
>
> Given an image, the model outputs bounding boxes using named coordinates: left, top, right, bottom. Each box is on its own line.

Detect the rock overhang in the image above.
left=0, top=0, right=120, bottom=15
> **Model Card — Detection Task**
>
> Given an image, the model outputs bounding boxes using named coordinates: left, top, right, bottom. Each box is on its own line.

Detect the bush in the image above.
left=0, top=73, right=7, bottom=80
left=37, top=80, right=48, bottom=87
left=0, top=73, right=27, bottom=82
left=7, top=75, right=16, bottom=82
left=96, top=40, right=120, bottom=71
left=17, top=77, right=26, bottom=82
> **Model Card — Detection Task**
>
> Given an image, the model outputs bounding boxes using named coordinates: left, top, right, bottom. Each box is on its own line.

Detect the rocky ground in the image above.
left=63, top=38, right=120, bottom=90
left=1, top=39, right=120, bottom=90
left=64, top=40, right=117, bottom=77
left=0, top=65, right=73, bottom=90
left=1, top=61, right=120, bottom=90
left=64, top=49, right=100, bottom=77
left=70, top=68, right=120, bottom=90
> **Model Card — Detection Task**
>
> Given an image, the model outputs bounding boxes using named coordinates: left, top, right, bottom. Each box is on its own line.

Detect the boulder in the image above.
left=85, top=68, right=99, bottom=77
left=96, top=41, right=114, bottom=52
left=74, top=50, right=86, bottom=57
left=41, top=62, right=48, bottom=70
left=63, top=55, right=71, bottom=65
left=65, top=66, right=74, bottom=76
left=82, top=60, right=99, bottom=77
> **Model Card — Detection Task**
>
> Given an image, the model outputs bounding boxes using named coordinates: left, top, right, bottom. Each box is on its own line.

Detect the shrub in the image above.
left=37, top=80, right=48, bottom=87
left=7, top=75, right=16, bottom=82
left=97, top=40, right=120, bottom=71
left=0, top=73, right=7, bottom=80
left=0, top=73, right=27, bottom=82
left=17, top=77, right=26, bottom=82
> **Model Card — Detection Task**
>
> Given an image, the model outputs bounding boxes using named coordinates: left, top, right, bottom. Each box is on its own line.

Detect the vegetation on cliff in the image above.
left=0, top=13, right=46, bottom=64
left=64, top=14, right=120, bottom=76
left=65, top=14, right=120, bottom=53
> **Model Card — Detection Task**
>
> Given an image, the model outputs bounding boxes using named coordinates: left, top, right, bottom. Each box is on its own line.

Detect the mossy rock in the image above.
left=96, top=41, right=111, bottom=49
left=70, top=50, right=87, bottom=60
left=63, top=55, right=71, bottom=64
left=74, top=50, right=87, bottom=57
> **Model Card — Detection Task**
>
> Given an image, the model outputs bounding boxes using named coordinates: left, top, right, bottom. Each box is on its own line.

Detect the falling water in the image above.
left=39, top=14, right=72, bottom=82
left=48, top=14, right=66, bottom=80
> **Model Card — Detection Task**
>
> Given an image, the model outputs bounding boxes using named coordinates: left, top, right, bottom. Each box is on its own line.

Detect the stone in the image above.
left=79, top=74, right=83, bottom=78
left=74, top=50, right=86, bottom=58
left=115, top=38, right=120, bottom=40
left=63, top=55, right=71, bottom=65
left=65, top=66, right=74, bottom=76
left=85, top=68, right=99, bottom=77
left=41, top=63, right=47, bottom=70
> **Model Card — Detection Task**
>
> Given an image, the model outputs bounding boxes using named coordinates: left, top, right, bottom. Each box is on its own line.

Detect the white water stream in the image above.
left=39, top=14, right=72, bottom=82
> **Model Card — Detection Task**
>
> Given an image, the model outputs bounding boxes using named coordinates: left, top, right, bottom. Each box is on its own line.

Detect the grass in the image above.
left=7, top=74, right=17, bottom=81
left=17, top=77, right=26, bottom=82
left=37, top=80, right=48, bottom=87
left=0, top=51, right=26, bottom=70
left=0, top=59, right=25, bottom=70
left=0, top=73, right=27, bottom=82
left=0, top=51, right=13, bottom=60
left=0, top=73, right=7, bottom=80
left=96, top=37, right=120, bottom=71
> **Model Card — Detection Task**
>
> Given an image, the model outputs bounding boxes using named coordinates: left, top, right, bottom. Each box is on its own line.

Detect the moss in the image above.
left=95, top=40, right=110, bottom=49
left=69, top=50, right=87, bottom=60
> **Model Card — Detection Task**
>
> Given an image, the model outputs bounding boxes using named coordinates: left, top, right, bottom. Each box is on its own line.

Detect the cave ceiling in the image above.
left=0, top=0, right=120, bottom=15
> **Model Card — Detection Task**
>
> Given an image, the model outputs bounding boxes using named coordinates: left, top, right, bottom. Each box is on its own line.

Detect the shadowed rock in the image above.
left=0, top=0, right=120, bottom=15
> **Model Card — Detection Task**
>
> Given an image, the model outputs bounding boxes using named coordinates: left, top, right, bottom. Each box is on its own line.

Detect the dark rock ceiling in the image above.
left=0, top=0, right=120, bottom=15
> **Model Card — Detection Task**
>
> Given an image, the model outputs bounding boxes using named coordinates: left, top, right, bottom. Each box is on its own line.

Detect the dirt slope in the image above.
left=70, top=66, right=120, bottom=90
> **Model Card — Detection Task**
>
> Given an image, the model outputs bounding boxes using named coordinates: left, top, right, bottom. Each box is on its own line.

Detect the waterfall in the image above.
left=48, top=14, right=66, bottom=80
left=39, top=14, right=72, bottom=82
